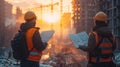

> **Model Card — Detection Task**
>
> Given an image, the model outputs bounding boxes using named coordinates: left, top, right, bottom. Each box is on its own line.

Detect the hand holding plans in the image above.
left=69, top=32, right=88, bottom=48
left=40, top=30, right=55, bottom=43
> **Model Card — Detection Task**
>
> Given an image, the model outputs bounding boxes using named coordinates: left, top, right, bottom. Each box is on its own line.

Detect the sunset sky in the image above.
left=5, top=0, right=73, bottom=42
left=5, top=0, right=72, bottom=24
left=5, top=0, right=72, bottom=13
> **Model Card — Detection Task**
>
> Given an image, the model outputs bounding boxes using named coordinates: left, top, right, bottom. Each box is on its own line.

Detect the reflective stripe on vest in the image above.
left=91, top=57, right=112, bottom=63
left=89, top=32, right=113, bottom=63
left=26, top=28, right=42, bottom=61
left=30, top=52, right=39, bottom=55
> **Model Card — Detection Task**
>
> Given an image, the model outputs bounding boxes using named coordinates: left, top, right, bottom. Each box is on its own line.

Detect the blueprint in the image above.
left=69, top=32, right=88, bottom=48
left=40, top=30, right=55, bottom=42
left=40, top=64, right=53, bottom=67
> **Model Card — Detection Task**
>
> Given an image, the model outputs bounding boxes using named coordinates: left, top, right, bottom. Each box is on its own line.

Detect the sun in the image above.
left=43, top=12, right=61, bottom=23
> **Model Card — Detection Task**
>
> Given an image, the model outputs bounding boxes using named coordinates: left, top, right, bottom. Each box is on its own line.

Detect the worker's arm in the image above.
left=33, top=29, right=47, bottom=51
left=78, top=33, right=96, bottom=52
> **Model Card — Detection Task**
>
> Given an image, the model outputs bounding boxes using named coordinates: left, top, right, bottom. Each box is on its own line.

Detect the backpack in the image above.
left=89, top=32, right=114, bottom=63
left=11, top=31, right=30, bottom=60
left=93, top=32, right=114, bottom=57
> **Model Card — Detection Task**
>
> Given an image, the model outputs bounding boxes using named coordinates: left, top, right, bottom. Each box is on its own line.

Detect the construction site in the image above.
left=0, top=0, right=120, bottom=67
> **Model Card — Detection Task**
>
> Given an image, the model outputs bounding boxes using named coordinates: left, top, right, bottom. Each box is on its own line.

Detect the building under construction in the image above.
left=72, top=0, right=98, bottom=33
left=0, top=0, right=13, bottom=47
left=108, top=0, right=120, bottom=49
left=72, top=0, right=120, bottom=50
left=97, top=0, right=120, bottom=49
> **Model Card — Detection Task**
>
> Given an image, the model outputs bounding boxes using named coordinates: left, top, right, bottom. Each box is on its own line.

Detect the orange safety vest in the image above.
left=26, top=28, right=42, bottom=62
left=88, top=32, right=113, bottom=63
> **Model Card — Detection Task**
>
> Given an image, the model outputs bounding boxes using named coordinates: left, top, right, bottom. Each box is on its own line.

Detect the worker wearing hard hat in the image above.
left=78, top=11, right=116, bottom=67
left=20, top=11, right=47, bottom=67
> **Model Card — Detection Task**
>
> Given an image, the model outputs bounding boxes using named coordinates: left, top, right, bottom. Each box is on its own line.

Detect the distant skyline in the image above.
left=5, top=0, right=72, bottom=13
left=5, top=0, right=51, bottom=8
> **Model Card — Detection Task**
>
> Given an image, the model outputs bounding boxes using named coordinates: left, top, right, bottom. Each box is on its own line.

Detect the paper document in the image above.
left=40, top=64, right=53, bottom=67
left=69, top=32, right=88, bottom=48
left=40, top=30, right=55, bottom=42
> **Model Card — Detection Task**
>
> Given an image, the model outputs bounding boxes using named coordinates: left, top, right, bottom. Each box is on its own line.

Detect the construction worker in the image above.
left=20, top=11, right=47, bottom=67
left=78, top=11, right=116, bottom=67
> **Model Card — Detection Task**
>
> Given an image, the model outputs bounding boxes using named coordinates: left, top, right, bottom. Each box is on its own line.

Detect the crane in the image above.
left=24, top=2, right=59, bottom=24
left=60, top=0, right=63, bottom=40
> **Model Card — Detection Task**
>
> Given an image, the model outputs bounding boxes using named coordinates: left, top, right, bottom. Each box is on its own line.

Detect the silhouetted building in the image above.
left=97, top=0, right=110, bottom=12
left=0, top=0, right=13, bottom=47
left=0, top=0, right=5, bottom=47
left=5, top=2, right=12, bottom=18
left=72, top=0, right=80, bottom=33
left=16, top=7, right=22, bottom=19
left=72, top=0, right=98, bottom=33
left=108, top=0, right=120, bottom=49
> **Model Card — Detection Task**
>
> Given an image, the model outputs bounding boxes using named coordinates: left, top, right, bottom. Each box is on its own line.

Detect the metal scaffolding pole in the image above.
left=60, top=0, right=63, bottom=40
left=51, top=0, right=53, bottom=30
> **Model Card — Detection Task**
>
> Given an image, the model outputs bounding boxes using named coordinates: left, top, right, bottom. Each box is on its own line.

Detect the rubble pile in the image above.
left=41, top=45, right=87, bottom=67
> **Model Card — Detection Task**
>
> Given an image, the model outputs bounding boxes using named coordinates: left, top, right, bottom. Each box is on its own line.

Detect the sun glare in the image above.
left=43, top=12, right=61, bottom=23
left=6, top=0, right=72, bottom=25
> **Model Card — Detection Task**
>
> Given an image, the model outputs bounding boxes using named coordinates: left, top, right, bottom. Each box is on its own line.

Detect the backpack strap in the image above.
left=26, top=28, right=37, bottom=51
left=89, top=32, right=103, bottom=63
left=92, top=32, right=103, bottom=49
left=19, top=31, right=35, bottom=52
left=92, top=32, right=99, bottom=44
